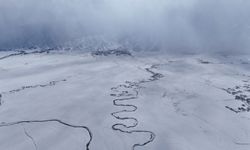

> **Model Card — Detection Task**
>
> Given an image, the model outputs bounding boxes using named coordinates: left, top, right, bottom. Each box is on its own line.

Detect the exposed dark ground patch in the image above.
left=197, top=59, right=213, bottom=64
left=0, top=79, right=67, bottom=106
left=222, top=79, right=250, bottom=113
left=0, top=50, right=51, bottom=61
left=91, top=48, right=132, bottom=57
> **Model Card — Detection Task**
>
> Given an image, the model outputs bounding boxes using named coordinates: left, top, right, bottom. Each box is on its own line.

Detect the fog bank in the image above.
left=0, top=0, right=250, bottom=53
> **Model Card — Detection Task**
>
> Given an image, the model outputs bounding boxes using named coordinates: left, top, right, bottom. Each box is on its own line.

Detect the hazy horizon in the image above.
left=0, top=0, right=250, bottom=53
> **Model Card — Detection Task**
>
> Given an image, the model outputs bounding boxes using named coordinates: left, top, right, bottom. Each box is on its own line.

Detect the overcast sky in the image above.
left=0, top=0, right=250, bottom=53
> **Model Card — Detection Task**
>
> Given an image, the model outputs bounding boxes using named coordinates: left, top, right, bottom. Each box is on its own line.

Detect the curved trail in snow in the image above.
left=111, top=64, right=164, bottom=150
left=0, top=119, right=93, bottom=150
left=0, top=78, right=93, bottom=150
left=22, top=125, right=38, bottom=150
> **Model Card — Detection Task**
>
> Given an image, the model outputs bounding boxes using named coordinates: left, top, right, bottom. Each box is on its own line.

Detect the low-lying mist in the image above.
left=0, top=0, right=250, bottom=54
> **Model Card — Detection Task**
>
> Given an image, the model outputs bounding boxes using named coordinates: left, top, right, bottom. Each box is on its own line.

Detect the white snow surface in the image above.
left=0, top=50, right=250, bottom=150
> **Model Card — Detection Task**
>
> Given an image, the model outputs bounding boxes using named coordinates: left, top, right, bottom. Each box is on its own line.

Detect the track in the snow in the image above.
left=110, top=64, right=164, bottom=150
left=0, top=78, right=93, bottom=150
left=0, top=119, right=93, bottom=150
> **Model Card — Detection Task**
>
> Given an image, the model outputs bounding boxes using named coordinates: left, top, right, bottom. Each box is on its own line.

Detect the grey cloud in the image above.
left=0, top=0, right=249, bottom=54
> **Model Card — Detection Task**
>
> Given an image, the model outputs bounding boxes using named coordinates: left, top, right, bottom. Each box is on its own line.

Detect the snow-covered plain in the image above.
left=0, top=50, right=250, bottom=150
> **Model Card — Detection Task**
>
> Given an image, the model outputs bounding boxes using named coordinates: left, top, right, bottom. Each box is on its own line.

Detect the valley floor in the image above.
left=0, top=50, right=250, bottom=150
